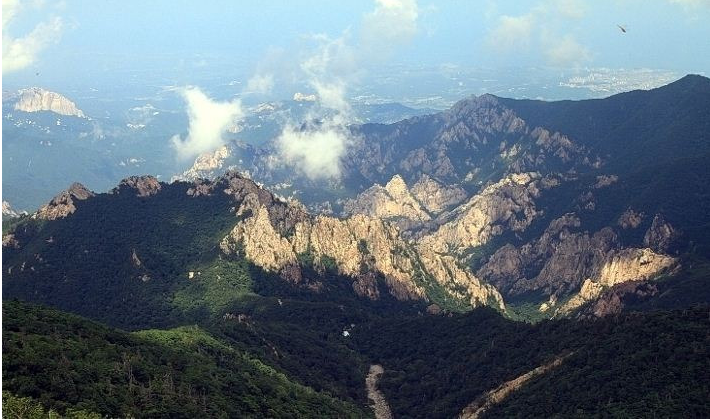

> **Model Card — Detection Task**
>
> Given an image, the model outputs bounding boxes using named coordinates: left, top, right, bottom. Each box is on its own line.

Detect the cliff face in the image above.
left=343, top=174, right=431, bottom=225
left=13, top=88, right=86, bottom=118
left=410, top=174, right=467, bottom=214
left=216, top=172, right=503, bottom=308
left=419, top=172, right=552, bottom=255
left=476, top=211, right=678, bottom=316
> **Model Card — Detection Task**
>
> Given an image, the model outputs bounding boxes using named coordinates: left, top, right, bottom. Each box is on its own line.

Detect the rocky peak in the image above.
left=12, top=87, right=86, bottom=118
left=410, top=174, right=466, bottom=214
left=35, top=183, right=95, bottom=220
left=644, top=214, right=679, bottom=253
left=384, top=174, right=409, bottom=198
left=173, top=145, right=232, bottom=182
left=342, top=174, right=431, bottom=230
left=445, top=94, right=525, bottom=135
left=421, top=172, right=547, bottom=255
left=113, top=176, right=162, bottom=197
left=618, top=208, right=644, bottom=229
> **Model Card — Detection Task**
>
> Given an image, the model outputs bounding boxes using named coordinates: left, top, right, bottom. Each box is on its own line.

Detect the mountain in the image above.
left=221, top=75, right=710, bottom=319
left=7, top=87, right=86, bottom=118
left=3, top=75, right=710, bottom=418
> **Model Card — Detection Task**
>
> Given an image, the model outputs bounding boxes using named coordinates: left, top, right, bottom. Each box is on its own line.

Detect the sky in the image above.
left=3, top=0, right=710, bottom=91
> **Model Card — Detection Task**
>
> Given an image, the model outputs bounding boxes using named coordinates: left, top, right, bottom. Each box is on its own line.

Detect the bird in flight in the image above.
left=617, top=24, right=627, bottom=33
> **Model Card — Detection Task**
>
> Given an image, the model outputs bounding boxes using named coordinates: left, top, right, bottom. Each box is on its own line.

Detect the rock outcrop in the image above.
left=555, top=248, right=676, bottom=316
left=618, top=208, right=644, bottom=229
left=2, top=201, right=26, bottom=219
left=217, top=171, right=503, bottom=308
left=644, top=214, right=679, bottom=253
left=410, top=174, right=467, bottom=214
left=420, top=172, right=548, bottom=255
left=13, top=87, right=86, bottom=118
left=575, top=281, right=659, bottom=319
left=477, top=212, right=677, bottom=317
left=113, top=176, right=162, bottom=197
left=34, top=183, right=94, bottom=220
left=173, top=145, right=232, bottom=182
left=343, top=174, right=431, bottom=230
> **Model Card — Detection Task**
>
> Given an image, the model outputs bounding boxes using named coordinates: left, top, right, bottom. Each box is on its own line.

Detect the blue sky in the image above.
left=3, top=0, right=710, bottom=90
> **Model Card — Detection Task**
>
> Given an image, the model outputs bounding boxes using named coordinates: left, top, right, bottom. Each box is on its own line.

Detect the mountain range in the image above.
left=3, top=75, right=710, bottom=418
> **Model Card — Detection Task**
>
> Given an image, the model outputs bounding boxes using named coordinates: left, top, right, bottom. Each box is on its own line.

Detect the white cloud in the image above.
left=485, top=0, right=591, bottom=67
left=171, top=87, right=243, bottom=161
left=275, top=35, right=354, bottom=179
left=360, top=0, right=419, bottom=58
left=543, top=33, right=591, bottom=66
left=276, top=119, right=351, bottom=179
left=245, top=73, right=274, bottom=94
left=486, top=14, right=535, bottom=52
left=268, top=0, right=420, bottom=180
left=2, top=0, right=64, bottom=74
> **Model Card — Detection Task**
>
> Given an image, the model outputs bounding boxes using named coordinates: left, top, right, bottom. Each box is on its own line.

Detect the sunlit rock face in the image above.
left=34, top=183, right=95, bottom=220
left=216, top=171, right=503, bottom=308
left=13, top=87, right=86, bottom=118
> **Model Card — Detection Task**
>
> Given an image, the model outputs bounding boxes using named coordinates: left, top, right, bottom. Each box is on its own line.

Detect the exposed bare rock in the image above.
left=410, top=174, right=467, bottom=214
left=34, top=183, right=94, bottom=220
left=218, top=171, right=503, bottom=308
left=556, top=248, right=676, bottom=316
left=531, top=127, right=577, bottom=163
left=3, top=233, right=20, bottom=249
left=113, top=176, right=162, bottom=197
left=576, top=281, right=659, bottom=319
left=594, top=174, right=618, bottom=189
left=343, top=174, right=431, bottom=227
left=2, top=201, right=26, bottom=219
left=173, top=145, right=232, bottom=182
left=186, top=180, right=216, bottom=197
left=131, top=249, right=142, bottom=268
left=417, top=247, right=505, bottom=309
left=12, top=87, right=86, bottom=118
left=644, top=214, right=679, bottom=253
left=618, top=208, right=644, bottom=229
left=421, top=172, right=546, bottom=255
left=221, top=205, right=297, bottom=272
left=426, top=303, right=443, bottom=315
left=478, top=213, right=677, bottom=310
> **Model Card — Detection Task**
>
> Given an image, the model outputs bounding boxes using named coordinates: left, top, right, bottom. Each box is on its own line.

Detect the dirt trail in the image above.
left=459, top=353, right=573, bottom=419
left=366, top=364, right=393, bottom=419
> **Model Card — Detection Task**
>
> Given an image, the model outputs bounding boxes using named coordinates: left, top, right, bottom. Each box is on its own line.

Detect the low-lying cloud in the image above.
left=270, top=0, right=420, bottom=180
left=276, top=118, right=351, bottom=179
left=2, top=0, right=64, bottom=74
left=171, top=87, right=243, bottom=161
